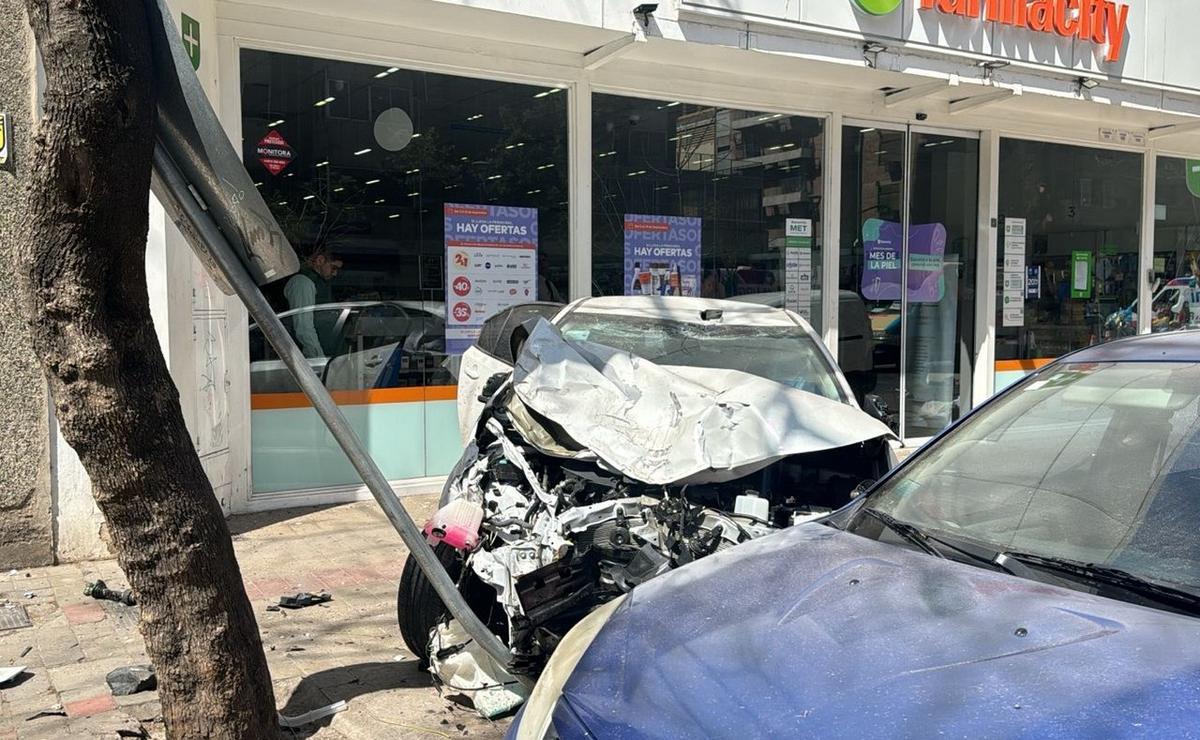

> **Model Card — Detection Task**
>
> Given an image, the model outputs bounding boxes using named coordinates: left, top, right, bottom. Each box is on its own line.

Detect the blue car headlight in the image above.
left=511, top=595, right=627, bottom=740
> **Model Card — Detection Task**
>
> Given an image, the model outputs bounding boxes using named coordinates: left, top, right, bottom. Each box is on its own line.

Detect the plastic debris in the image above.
left=26, top=704, right=66, bottom=721
left=424, top=499, right=484, bottom=551
left=106, top=665, right=158, bottom=696
left=278, top=700, right=348, bottom=728
left=429, top=620, right=528, bottom=719
left=0, top=666, right=26, bottom=686
left=84, top=579, right=137, bottom=606
left=277, top=592, right=332, bottom=609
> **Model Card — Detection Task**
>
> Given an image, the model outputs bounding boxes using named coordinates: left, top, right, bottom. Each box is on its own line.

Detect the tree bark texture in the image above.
left=17, top=2, right=277, bottom=737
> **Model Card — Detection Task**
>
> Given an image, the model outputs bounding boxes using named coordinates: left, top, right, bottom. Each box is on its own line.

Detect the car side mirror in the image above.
left=851, top=480, right=876, bottom=498
left=864, top=393, right=891, bottom=423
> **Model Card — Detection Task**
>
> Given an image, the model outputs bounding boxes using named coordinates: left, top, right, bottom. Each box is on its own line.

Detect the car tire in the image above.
left=397, top=542, right=462, bottom=658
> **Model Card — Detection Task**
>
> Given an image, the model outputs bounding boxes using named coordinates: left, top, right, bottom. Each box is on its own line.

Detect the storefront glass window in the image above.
left=240, top=49, right=568, bottom=494
left=995, top=140, right=1142, bottom=390
left=591, top=95, right=825, bottom=327
left=838, top=127, right=978, bottom=439
left=1151, top=156, right=1200, bottom=333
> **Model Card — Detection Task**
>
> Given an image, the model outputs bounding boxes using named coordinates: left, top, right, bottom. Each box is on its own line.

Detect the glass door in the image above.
left=839, top=124, right=979, bottom=442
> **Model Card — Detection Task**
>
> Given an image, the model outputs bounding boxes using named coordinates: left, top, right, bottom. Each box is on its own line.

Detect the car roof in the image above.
left=567, top=296, right=800, bottom=328
left=1061, top=330, right=1200, bottom=364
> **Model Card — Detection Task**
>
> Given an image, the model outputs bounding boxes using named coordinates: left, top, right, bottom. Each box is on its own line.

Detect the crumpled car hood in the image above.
left=557, top=524, right=1200, bottom=738
left=511, top=320, right=893, bottom=485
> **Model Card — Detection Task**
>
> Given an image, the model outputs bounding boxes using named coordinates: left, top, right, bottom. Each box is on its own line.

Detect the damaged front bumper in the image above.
left=419, top=320, right=894, bottom=682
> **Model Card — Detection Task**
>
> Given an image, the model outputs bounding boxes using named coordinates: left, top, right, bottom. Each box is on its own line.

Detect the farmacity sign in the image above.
left=852, top=0, right=1130, bottom=62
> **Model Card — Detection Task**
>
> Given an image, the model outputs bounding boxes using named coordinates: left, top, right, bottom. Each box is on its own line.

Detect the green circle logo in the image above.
left=853, top=0, right=903, bottom=14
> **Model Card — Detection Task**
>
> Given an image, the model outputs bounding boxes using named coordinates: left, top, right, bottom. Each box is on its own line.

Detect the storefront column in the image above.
left=972, top=129, right=1000, bottom=406
left=822, top=111, right=842, bottom=358
left=569, top=77, right=592, bottom=300
left=1139, top=149, right=1158, bottom=335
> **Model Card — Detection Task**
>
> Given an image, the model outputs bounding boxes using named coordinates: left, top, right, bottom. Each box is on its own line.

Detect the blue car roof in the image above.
left=1060, top=330, right=1200, bottom=364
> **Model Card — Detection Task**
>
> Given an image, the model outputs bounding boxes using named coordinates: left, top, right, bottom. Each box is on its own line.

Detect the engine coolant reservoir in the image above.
left=424, top=499, right=484, bottom=551
left=734, top=493, right=769, bottom=523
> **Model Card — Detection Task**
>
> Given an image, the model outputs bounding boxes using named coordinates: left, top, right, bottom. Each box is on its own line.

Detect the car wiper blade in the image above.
left=860, top=509, right=944, bottom=559
left=999, top=552, right=1200, bottom=612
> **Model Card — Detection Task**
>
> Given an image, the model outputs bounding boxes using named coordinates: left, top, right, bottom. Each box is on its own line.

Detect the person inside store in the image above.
left=284, top=244, right=344, bottom=358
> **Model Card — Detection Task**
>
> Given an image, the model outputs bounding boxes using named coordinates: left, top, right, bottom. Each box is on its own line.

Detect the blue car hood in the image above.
left=557, top=524, right=1200, bottom=739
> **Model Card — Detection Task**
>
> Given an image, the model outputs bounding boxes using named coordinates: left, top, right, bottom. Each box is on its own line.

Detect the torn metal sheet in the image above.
left=511, top=319, right=894, bottom=484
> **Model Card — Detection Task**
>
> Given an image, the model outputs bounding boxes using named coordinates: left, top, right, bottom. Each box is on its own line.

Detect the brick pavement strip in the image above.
left=0, top=497, right=508, bottom=739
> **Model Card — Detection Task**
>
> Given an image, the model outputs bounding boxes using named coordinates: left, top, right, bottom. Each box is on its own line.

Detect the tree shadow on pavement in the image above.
left=278, top=658, right=431, bottom=735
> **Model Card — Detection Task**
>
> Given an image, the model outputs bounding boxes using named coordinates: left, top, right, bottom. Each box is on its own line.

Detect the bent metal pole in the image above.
left=150, top=142, right=517, bottom=674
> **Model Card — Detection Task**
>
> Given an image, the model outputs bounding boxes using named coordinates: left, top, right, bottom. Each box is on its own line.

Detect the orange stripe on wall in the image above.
left=994, top=359, right=1055, bottom=373
left=251, top=385, right=458, bottom=410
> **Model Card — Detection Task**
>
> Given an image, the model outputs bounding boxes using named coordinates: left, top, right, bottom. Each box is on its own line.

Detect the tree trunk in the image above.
left=16, top=2, right=278, bottom=737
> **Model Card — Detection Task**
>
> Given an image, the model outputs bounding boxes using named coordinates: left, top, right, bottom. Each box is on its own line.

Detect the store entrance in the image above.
left=838, top=123, right=980, bottom=442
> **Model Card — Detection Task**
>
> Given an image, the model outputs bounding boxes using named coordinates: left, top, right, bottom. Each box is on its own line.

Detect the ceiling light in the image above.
left=405, top=168, right=420, bottom=174
left=411, top=133, right=422, bottom=138
left=527, top=189, right=542, bottom=195
left=365, top=178, right=381, bottom=185
left=487, top=174, right=503, bottom=180
left=302, top=194, right=315, bottom=201
left=276, top=201, right=287, bottom=206
left=354, top=148, right=372, bottom=156
left=537, top=163, right=555, bottom=170
left=388, top=213, right=400, bottom=219
left=333, top=187, right=345, bottom=192
left=407, top=191, right=420, bottom=196
left=268, top=119, right=285, bottom=127
left=374, top=198, right=385, bottom=204
left=466, top=114, right=483, bottom=121
left=533, top=87, right=563, bottom=99
left=254, top=182, right=263, bottom=188
left=315, top=160, right=329, bottom=167
left=314, top=96, right=336, bottom=107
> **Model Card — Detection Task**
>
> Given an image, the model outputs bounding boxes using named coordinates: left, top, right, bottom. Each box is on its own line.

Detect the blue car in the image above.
left=508, top=331, right=1200, bottom=739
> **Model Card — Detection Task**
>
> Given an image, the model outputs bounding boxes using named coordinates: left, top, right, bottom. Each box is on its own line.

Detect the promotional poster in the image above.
left=623, top=214, right=702, bottom=298
left=861, top=219, right=947, bottom=304
left=444, top=204, right=538, bottom=354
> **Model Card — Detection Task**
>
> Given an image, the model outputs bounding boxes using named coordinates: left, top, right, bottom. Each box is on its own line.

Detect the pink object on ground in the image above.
left=423, top=499, right=484, bottom=551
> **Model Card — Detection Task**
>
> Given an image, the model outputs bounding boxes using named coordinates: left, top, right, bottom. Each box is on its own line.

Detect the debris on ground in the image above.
left=0, top=666, right=27, bottom=686
left=106, top=665, right=158, bottom=696
left=278, top=699, right=348, bottom=728
left=26, top=704, right=66, bottom=721
left=19, top=645, right=32, bottom=658
left=84, top=579, right=137, bottom=606
left=429, top=620, right=528, bottom=719
left=277, top=592, right=332, bottom=609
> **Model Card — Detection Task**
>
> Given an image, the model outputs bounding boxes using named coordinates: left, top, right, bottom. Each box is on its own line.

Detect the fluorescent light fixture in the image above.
left=533, top=87, right=563, bottom=98
left=314, top=96, right=336, bottom=107
left=466, top=114, right=483, bottom=121
left=302, top=194, right=315, bottom=201
left=374, top=66, right=400, bottom=79
left=254, top=182, right=263, bottom=188
left=526, top=189, right=542, bottom=195
left=411, top=133, right=422, bottom=138
left=859, top=128, right=876, bottom=133
left=354, top=148, right=372, bottom=156
left=537, top=163, right=555, bottom=170
left=667, top=134, right=693, bottom=142
left=407, top=191, right=420, bottom=196
left=626, top=170, right=647, bottom=176
left=277, top=201, right=288, bottom=206
left=388, top=213, right=400, bottom=219
left=374, top=198, right=385, bottom=204
left=405, top=168, right=420, bottom=174
left=268, top=119, right=285, bottom=127
left=315, top=160, right=329, bottom=167
left=365, top=178, right=381, bottom=185
left=487, top=174, right=503, bottom=180
left=333, top=187, right=345, bottom=192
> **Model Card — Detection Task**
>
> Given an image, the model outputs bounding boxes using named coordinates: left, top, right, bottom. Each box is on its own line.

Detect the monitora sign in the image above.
left=853, top=0, right=1131, bottom=63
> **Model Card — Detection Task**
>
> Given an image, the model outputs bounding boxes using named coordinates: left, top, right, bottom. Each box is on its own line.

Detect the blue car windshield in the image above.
left=557, top=314, right=846, bottom=402
left=863, top=362, right=1200, bottom=593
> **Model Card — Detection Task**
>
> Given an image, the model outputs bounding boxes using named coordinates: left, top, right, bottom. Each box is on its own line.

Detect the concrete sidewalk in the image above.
left=0, top=496, right=510, bottom=739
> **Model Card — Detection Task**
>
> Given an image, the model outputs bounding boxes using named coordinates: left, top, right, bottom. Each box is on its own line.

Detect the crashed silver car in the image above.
left=398, top=297, right=896, bottom=680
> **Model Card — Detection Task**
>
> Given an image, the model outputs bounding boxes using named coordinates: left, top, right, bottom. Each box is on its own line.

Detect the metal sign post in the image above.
left=150, top=143, right=516, bottom=676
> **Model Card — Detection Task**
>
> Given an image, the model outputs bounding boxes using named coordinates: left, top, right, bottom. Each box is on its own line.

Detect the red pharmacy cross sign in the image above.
left=256, top=129, right=294, bottom=176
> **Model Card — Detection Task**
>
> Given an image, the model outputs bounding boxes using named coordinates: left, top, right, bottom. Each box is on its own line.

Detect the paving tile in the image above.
left=63, top=692, right=116, bottom=718
left=61, top=603, right=105, bottom=626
